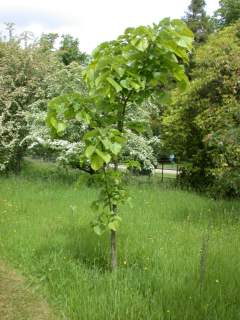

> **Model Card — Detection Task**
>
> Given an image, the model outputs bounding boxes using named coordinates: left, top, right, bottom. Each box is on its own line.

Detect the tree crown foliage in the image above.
left=47, top=18, right=193, bottom=259
left=183, top=0, right=213, bottom=43
left=48, top=18, right=193, bottom=171
left=215, top=0, right=240, bottom=27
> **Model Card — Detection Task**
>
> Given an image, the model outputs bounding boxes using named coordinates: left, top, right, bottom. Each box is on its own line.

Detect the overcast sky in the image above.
left=0, top=0, right=219, bottom=53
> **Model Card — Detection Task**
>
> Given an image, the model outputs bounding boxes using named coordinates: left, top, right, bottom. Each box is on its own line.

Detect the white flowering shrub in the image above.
left=26, top=62, right=88, bottom=166
left=0, top=40, right=58, bottom=173
left=122, top=132, right=157, bottom=174
left=0, top=104, right=24, bottom=172
left=122, top=101, right=162, bottom=174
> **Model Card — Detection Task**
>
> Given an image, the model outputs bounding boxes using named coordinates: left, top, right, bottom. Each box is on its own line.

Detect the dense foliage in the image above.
left=27, top=62, right=88, bottom=166
left=0, top=41, right=57, bottom=172
left=215, top=0, right=240, bottom=27
left=0, top=26, right=89, bottom=174
left=162, top=22, right=240, bottom=197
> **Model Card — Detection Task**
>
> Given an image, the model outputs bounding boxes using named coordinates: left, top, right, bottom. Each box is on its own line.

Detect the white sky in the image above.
left=0, top=0, right=219, bottom=53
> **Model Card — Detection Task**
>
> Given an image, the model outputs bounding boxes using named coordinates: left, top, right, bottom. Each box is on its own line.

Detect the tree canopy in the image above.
left=183, top=0, right=213, bottom=43
left=47, top=18, right=193, bottom=269
left=215, top=0, right=240, bottom=27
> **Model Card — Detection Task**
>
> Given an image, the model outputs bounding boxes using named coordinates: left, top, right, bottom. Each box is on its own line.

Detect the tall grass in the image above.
left=0, top=160, right=240, bottom=319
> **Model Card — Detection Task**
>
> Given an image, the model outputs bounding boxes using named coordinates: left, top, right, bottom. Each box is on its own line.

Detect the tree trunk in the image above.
left=15, top=155, right=21, bottom=173
left=111, top=229, right=117, bottom=271
left=12, top=148, right=23, bottom=174
left=161, top=162, right=164, bottom=182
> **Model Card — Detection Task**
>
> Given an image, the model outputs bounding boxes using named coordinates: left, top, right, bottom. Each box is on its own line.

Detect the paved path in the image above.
left=155, top=169, right=177, bottom=175
left=116, top=164, right=177, bottom=175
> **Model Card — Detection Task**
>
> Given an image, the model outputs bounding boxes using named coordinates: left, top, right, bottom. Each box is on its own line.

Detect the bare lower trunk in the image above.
left=110, top=161, right=118, bottom=271
left=199, top=226, right=210, bottom=290
left=111, top=229, right=117, bottom=271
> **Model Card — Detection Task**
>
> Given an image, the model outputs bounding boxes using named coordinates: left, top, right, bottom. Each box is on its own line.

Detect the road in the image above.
left=116, top=164, right=177, bottom=175
left=155, top=169, right=177, bottom=175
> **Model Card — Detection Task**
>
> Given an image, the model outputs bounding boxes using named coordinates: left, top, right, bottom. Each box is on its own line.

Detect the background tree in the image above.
left=0, top=24, right=90, bottom=174
left=4, top=22, right=15, bottom=41
left=183, top=0, right=213, bottom=44
left=58, top=34, right=88, bottom=65
left=0, top=37, right=59, bottom=173
left=39, top=33, right=58, bottom=51
left=214, top=0, right=240, bottom=27
left=27, top=61, right=88, bottom=168
left=162, top=22, right=240, bottom=197
left=19, top=31, right=35, bottom=48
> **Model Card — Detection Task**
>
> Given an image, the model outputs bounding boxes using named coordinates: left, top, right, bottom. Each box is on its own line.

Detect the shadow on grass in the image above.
left=21, top=158, right=84, bottom=186
left=34, top=224, right=111, bottom=273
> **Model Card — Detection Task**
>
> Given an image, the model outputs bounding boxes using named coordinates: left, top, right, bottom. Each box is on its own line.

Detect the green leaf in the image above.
left=113, top=65, right=125, bottom=77
left=108, top=220, right=119, bottom=231
left=84, top=129, right=98, bottom=140
left=127, top=121, right=146, bottom=133
left=131, top=36, right=149, bottom=52
left=106, top=77, right=122, bottom=93
left=87, top=66, right=95, bottom=82
left=108, top=221, right=118, bottom=231
left=110, top=143, right=122, bottom=155
left=85, top=145, right=95, bottom=158
left=114, top=136, right=126, bottom=144
left=93, top=225, right=105, bottom=236
left=172, top=19, right=194, bottom=37
left=130, top=81, right=141, bottom=91
left=57, top=122, right=67, bottom=133
left=136, top=38, right=149, bottom=52
left=108, top=215, right=122, bottom=231
left=96, top=149, right=111, bottom=163
left=75, top=112, right=82, bottom=122
left=150, top=79, right=158, bottom=87
left=101, top=138, right=112, bottom=150
left=173, top=66, right=189, bottom=85
left=91, top=154, right=104, bottom=171
left=177, top=36, right=193, bottom=49
left=120, top=79, right=131, bottom=90
left=50, top=116, right=58, bottom=129
left=76, top=111, right=91, bottom=124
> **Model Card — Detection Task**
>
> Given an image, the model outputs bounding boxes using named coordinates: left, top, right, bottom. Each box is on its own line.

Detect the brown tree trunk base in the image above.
left=111, top=230, right=117, bottom=271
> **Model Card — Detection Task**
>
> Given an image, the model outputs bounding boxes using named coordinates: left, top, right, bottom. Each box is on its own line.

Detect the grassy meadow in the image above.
left=0, top=160, right=240, bottom=319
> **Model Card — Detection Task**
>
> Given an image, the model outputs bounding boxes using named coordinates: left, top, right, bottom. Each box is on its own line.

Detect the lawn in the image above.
left=0, top=160, right=240, bottom=320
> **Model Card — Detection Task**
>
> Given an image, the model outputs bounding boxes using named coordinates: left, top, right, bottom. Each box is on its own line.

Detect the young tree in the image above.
left=47, top=18, right=193, bottom=270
